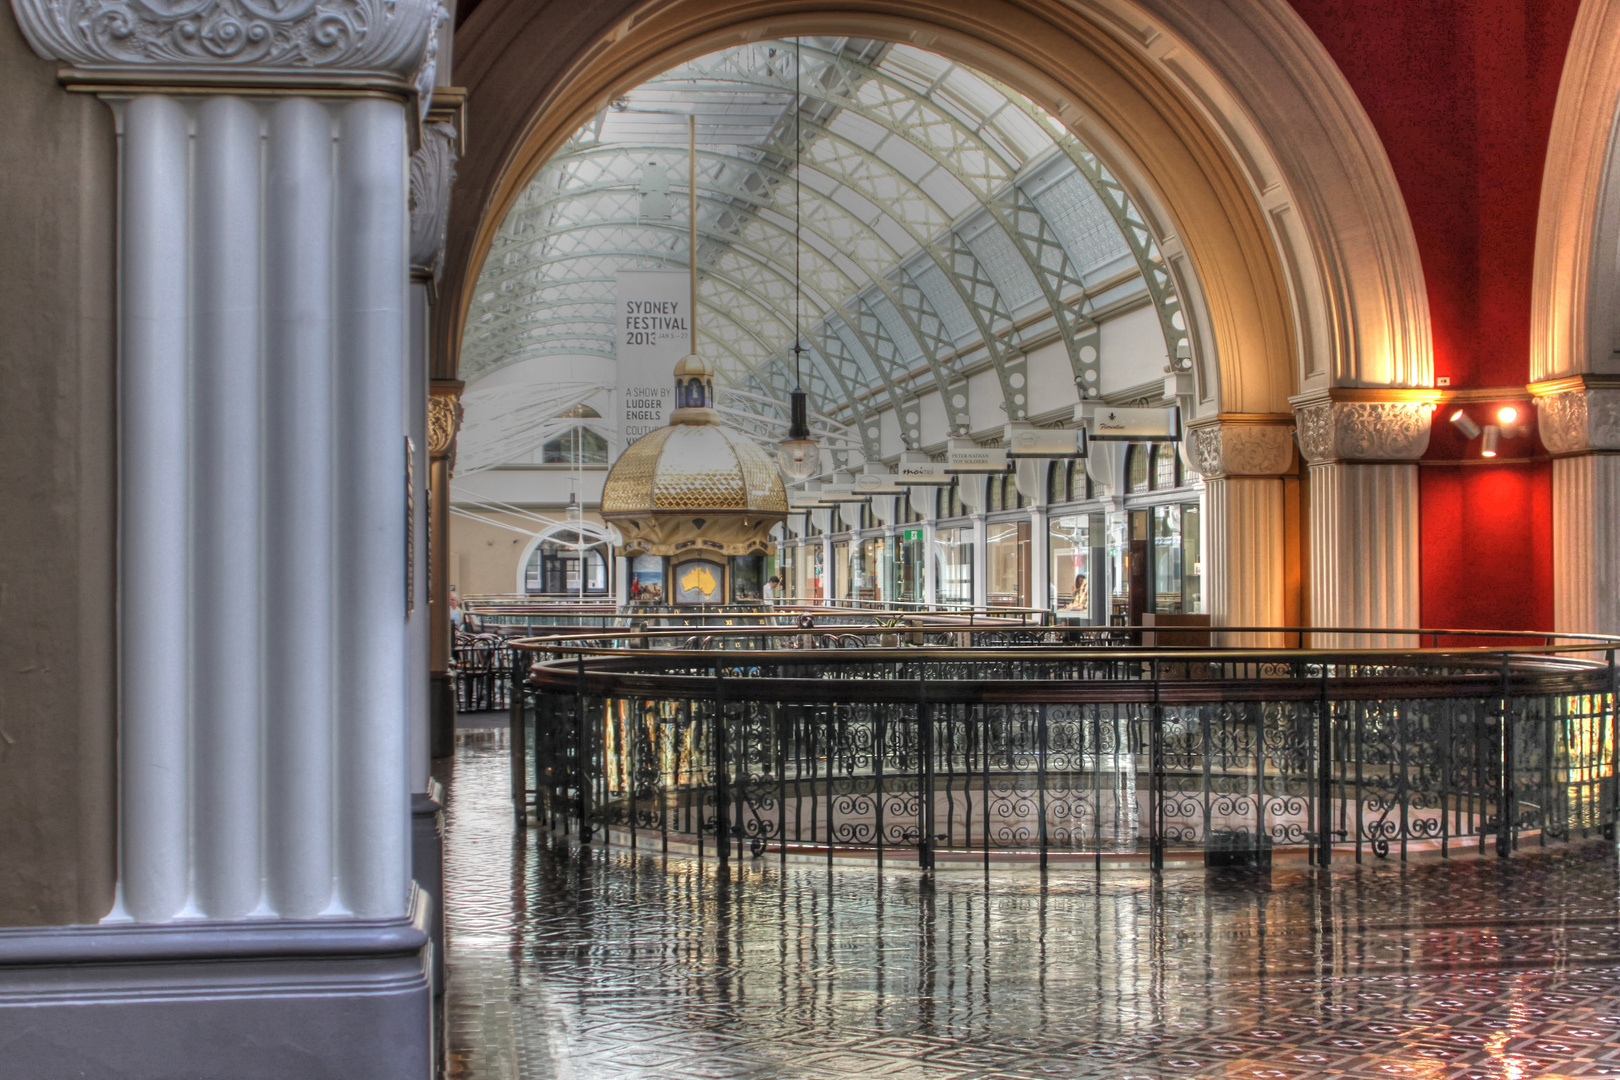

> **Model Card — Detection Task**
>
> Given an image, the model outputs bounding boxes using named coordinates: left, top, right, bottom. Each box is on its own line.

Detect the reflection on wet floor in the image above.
left=443, top=730, right=1620, bottom=1080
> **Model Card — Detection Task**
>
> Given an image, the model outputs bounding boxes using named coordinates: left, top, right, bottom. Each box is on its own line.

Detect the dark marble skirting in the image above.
left=0, top=898, right=431, bottom=1080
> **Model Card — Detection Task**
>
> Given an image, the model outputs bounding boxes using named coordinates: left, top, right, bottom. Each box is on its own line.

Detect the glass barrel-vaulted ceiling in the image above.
left=460, top=37, right=1187, bottom=463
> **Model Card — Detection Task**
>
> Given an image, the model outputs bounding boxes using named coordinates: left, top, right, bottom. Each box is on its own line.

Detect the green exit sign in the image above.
left=904, top=528, right=923, bottom=543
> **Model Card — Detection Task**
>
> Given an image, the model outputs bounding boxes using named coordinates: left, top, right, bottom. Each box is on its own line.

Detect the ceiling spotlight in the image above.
left=1449, top=408, right=1482, bottom=440
left=1480, top=425, right=1500, bottom=457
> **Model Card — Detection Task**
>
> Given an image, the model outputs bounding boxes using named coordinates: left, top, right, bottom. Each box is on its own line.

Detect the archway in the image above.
left=442, top=0, right=1435, bottom=636
left=1529, top=0, right=1620, bottom=635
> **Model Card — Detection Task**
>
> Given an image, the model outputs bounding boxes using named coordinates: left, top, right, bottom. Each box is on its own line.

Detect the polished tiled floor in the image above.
left=443, top=730, right=1620, bottom=1080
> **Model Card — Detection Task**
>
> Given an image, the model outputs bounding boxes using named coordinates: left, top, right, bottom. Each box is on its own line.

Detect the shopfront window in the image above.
left=985, top=520, right=1029, bottom=607
left=833, top=540, right=851, bottom=600
left=1048, top=513, right=1096, bottom=618
left=933, top=526, right=974, bottom=606
left=856, top=536, right=887, bottom=602
left=803, top=543, right=824, bottom=599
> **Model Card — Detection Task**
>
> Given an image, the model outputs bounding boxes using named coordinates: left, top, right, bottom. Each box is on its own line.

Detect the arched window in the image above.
left=524, top=531, right=609, bottom=595
left=541, top=426, right=608, bottom=464
left=1003, top=474, right=1025, bottom=510
left=1128, top=444, right=1151, bottom=493
left=1048, top=460, right=1066, bottom=505
left=1153, top=443, right=1178, bottom=490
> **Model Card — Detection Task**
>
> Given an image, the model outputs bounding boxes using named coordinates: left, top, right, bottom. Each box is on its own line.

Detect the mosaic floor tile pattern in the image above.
left=442, top=732, right=1620, bottom=1080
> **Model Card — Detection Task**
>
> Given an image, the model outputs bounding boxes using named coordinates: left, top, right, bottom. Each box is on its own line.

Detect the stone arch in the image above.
left=1529, top=0, right=1620, bottom=635
left=443, top=0, right=1430, bottom=412
left=442, top=0, right=1434, bottom=633
left=1531, top=0, right=1620, bottom=382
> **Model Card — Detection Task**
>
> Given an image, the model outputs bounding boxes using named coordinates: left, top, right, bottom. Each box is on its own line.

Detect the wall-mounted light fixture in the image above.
left=1480, top=425, right=1500, bottom=457
left=1496, top=405, right=1524, bottom=438
left=1448, top=408, right=1482, bottom=440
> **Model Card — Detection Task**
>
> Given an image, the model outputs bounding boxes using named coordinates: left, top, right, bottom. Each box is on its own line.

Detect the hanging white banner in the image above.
left=616, top=269, right=690, bottom=445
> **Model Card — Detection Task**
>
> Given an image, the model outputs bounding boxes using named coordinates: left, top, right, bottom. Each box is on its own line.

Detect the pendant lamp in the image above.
left=777, top=38, right=821, bottom=482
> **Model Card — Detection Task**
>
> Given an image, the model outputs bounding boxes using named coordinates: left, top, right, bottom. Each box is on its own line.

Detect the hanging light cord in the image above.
left=793, top=36, right=804, bottom=389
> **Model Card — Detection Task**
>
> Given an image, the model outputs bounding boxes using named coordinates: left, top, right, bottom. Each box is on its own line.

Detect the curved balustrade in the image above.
left=511, top=626, right=1620, bottom=869
left=453, top=605, right=1056, bottom=711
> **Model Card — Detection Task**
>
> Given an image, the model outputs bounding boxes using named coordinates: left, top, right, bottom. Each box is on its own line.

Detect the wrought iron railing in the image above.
left=453, top=607, right=1058, bottom=711
left=509, top=627, right=1620, bottom=868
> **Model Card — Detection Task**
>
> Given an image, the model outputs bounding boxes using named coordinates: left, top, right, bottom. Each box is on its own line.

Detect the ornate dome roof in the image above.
left=602, top=423, right=786, bottom=515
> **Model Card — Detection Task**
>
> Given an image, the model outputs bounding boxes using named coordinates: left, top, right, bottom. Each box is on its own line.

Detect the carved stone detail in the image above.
left=1190, top=421, right=1295, bottom=479
left=427, top=385, right=461, bottom=464
left=10, top=0, right=445, bottom=84
left=1536, top=387, right=1620, bottom=453
left=1293, top=400, right=1434, bottom=464
left=409, top=120, right=458, bottom=281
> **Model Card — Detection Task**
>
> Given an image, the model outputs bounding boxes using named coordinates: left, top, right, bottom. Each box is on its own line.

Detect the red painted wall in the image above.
left=1289, top=0, right=1580, bottom=632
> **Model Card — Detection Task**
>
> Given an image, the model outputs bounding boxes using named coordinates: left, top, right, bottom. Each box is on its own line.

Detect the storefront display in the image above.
left=1049, top=513, right=1099, bottom=620
left=985, top=520, right=1029, bottom=607
left=933, top=526, right=974, bottom=606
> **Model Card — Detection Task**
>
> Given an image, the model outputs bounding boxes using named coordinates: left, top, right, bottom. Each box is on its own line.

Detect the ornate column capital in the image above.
left=1187, top=415, right=1296, bottom=479
left=1532, top=376, right=1620, bottom=454
left=1290, top=392, right=1436, bottom=465
left=10, top=0, right=446, bottom=94
left=410, top=113, right=459, bottom=283
left=427, top=379, right=462, bottom=467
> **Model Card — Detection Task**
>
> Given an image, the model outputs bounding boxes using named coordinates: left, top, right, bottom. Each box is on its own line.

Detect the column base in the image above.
left=411, top=782, right=445, bottom=998
left=0, top=903, right=430, bottom=1080
left=430, top=671, right=456, bottom=759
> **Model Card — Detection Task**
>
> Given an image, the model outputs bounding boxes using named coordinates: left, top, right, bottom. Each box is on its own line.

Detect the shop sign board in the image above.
left=1005, top=424, right=1088, bottom=457
left=818, top=484, right=870, bottom=503
left=1078, top=405, right=1182, bottom=441
left=946, top=445, right=1009, bottom=472
left=616, top=269, right=690, bottom=445
left=896, top=457, right=952, bottom=485
left=854, top=471, right=906, bottom=495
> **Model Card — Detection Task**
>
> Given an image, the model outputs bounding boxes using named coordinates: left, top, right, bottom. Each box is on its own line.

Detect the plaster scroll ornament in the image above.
left=1293, top=401, right=1433, bottom=464
left=427, top=390, right=461, bottom=462
left=1536, top=387, right=1620, bottom=453
left=1190, top=421, right=1295, bottom=479
left=409, top=120, right=458, bottom=280
left=10, top=0, right=446, bottom=85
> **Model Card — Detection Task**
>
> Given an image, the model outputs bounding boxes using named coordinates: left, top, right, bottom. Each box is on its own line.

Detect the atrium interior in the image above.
left=4, top=2, right=1620, bottom=1078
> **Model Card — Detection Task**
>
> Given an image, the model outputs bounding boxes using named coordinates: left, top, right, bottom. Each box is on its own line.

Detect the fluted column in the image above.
left=1189, top=417, right=1296, bottom=646
left=107, top=94, right=417, bottom=924
left=1293, top=397, right=1432, bottom=647
left=1536, top=380, right=1620, bottom=636
left=192, top=96, right=264, bottom=919
left=119, top=94, right=191, bottom=922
